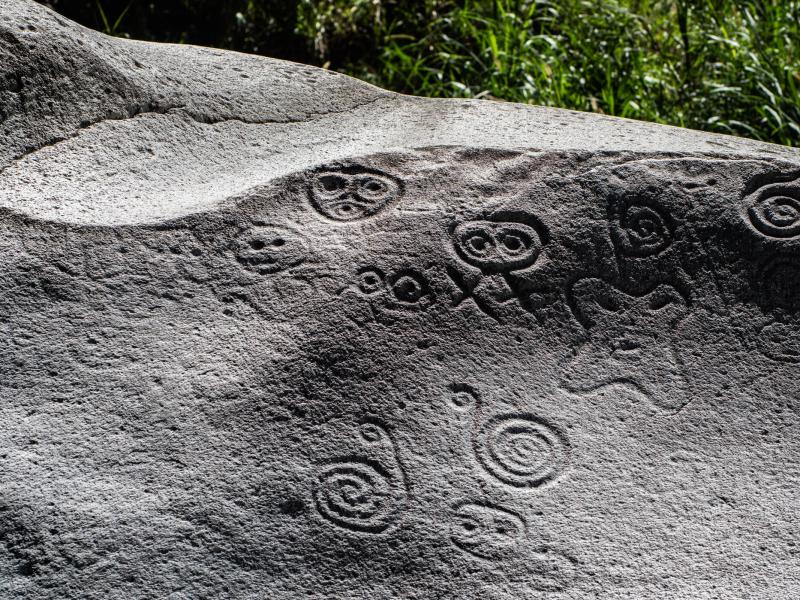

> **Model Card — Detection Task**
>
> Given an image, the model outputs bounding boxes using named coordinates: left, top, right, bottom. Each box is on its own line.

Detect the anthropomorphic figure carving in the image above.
left=448, top=213, right=546, bottom=321
left=561, top=278, right=689, bottom=412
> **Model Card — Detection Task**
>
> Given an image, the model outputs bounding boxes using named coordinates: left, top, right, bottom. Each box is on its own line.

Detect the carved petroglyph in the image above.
left=448, top=383, right=570, bottom=489
left=312, top=421, right=408, bottom=534
left=232, top=224, right=308, bottom=274
left=449, top=501, right=526, bottom=561
left=448, top=213, right=547, bottom=321
left=308, top=166, right=402, bottom=222
left=610, top=202, right=673, bottom=257
left=562, top=278, right=689, bottom=412
left=475, top=414, right=570, bottom=489
left=453, top=220, right=543, bottom=273
left=745, top=175, right=800, bottom=239
left=757, top=321, right=800, bottom=364
left=345, top=266, right=435, bottom=313
left=448, top=501, right=577, bottom=590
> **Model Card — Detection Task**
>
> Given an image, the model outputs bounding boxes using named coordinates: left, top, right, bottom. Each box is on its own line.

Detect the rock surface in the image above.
left=1, top=1, right=800, bottom=598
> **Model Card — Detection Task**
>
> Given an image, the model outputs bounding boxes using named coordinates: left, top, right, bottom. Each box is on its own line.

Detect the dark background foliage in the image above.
left=35, top=1, right=800, bottom=146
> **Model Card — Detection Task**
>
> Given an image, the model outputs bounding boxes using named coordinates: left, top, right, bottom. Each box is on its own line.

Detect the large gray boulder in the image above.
left=1, top=1, right=799, bottom=598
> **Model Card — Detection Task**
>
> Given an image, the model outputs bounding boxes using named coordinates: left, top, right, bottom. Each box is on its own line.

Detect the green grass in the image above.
left=81, top=0, right=800, bottom=146
left=298, top=0, right=800, bottom=146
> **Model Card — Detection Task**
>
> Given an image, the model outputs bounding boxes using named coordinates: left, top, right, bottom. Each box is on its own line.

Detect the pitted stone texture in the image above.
left=1, top=2, right=800, bottom=600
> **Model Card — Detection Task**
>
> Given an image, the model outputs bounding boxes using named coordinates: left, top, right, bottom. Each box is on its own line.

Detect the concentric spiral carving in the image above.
left=613, top=203, right=672, bottom=257
left=314, top=459, right=398, bottom=533
left=312, top=422, right=407, bottom=534
left=746, top=180, right=800, bottom=239
left=474, top=414, right=569, bottom=489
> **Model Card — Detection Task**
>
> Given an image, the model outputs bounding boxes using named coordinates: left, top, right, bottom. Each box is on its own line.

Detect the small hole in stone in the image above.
left=249, top=239, right=266, bottom=250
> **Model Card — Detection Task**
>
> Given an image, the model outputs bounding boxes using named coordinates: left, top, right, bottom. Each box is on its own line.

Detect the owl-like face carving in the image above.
left=453, top=220, right=543, bottom=273
left=309, top=168, right=402, bottom=221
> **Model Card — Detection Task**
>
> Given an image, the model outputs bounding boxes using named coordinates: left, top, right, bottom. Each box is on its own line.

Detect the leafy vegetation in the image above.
left=37, top=0, right=800, bottom=146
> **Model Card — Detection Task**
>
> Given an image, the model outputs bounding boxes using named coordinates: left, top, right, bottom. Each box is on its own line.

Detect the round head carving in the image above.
left=309, top=167, right=402, bottom=222
left=453, top=220, right=543, bottom=273
left=233, top=224, right=308, bottom=274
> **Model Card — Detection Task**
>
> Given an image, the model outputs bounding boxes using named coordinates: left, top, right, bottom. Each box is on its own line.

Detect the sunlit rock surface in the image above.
left=1, top=1, right=799, bottom=598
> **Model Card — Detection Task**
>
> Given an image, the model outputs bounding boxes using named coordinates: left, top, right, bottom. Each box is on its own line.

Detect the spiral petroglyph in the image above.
left=312, top=422, right=407, bottom=534
left=314, top=459, right=397, bottom=533
left=447, top=384, right=570, bottom=489
left=475, top=414, right=570, bottom=489
left=611, top=203, right=673, bottom=257
left=746, top=177, right=800, bottom=239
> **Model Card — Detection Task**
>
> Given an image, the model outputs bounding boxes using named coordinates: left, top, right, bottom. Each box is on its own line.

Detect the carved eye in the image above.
left=458, top=518, right=480, bottom=536
left=248, top=235, right=285, bottom=251
left=465, top=232, right=494, bottom=257
left=317, top=174, right=347, bottom=194
left=392, top=275, right=424, bottom=303
left=357, top=269, right=384, bottom=294
left=450, top=391, right=473, bottom=409
left=499, top=231, right=531, bottom=255
left=494, top=519, right=515, bottom=536
left=359, top=423, right=383, bottom=442
left=748, top=194, right=800, bottom=239
left=358, top=177, right=389, bottom=197
left=594, top=294, right=622, bottom=313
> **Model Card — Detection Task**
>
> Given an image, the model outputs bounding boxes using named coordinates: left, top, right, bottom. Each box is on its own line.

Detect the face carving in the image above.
left=232, top=224, right=308, bottom=274
left=309, top=168, right=401, bottom=222
left=449, top=502, right=525, bottom=561
left=453, top=220, right=542, bottom=273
